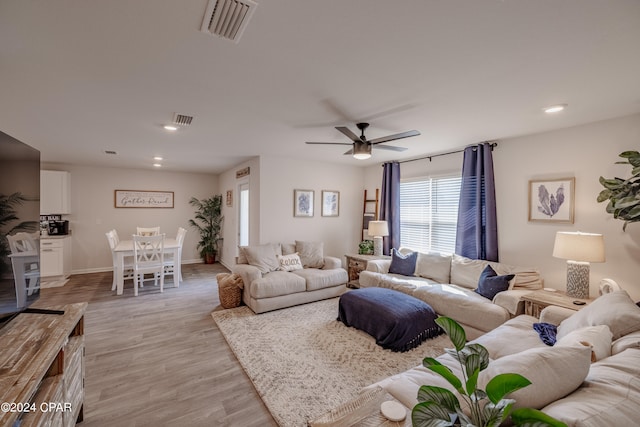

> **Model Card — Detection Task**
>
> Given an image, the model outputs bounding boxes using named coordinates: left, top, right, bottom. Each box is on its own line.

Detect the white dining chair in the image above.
left=163, top=227, right=187, bottom=283
left=7, top=232, right=40, bottom=308
left=132, top=233, right=165, bottom=296
left=106, top=230, right=134, bottom=291
left=136, top=226, right=160, bottom=237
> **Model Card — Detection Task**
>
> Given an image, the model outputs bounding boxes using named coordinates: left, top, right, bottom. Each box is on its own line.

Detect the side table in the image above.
left=345, top=253, right=390, bottom=288
left=521, top=289, right=594, bottom=318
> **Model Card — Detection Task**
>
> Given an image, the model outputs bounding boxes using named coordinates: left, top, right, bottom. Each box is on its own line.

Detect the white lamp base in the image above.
left=373, top=236, right=384, bottom=256
left=566, top=260, right=590, bottom=299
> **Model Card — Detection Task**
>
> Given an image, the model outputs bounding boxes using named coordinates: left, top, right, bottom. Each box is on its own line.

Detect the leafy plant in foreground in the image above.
left=597, top=150, right=640, bottom=231
left=412, top=317, right=566, bottom=427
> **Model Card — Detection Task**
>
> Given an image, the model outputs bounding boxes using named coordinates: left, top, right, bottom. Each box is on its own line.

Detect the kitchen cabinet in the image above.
left=41, top=170, right=71, bottom=214
left=41, top=236, right=72, bottom=279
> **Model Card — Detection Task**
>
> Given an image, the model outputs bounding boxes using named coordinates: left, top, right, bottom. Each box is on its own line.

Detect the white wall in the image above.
left=41, top=163, right=217, bottom=273
left=364, top=113, right=640, bottom=300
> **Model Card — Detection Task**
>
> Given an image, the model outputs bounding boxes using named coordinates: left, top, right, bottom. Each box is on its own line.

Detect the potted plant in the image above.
left=597, top=150, right=640, bottom=231
left=412, top=316, right=566, bottom=427
left=189, top=195, right=223, bottom=264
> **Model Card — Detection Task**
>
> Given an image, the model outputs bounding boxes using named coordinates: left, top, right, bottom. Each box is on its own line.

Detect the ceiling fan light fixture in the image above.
left=353, top=141, right=372, bottom=160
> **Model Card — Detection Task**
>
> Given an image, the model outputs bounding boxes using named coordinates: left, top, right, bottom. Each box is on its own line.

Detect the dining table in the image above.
left=113, top=238, right=182, bottom=295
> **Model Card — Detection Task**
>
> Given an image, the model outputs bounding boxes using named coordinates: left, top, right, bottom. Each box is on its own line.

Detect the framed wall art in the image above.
left=321, top=190, right=340, bottom=217
left=226, top=190, right=233, bottom=207
left=114, top=190, right=174, bottom=208
left=528, top=177, right=575, bottom=223
left=294, top=189, right=314, bottom=217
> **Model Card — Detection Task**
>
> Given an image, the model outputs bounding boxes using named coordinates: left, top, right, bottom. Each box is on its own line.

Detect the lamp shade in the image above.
left=552, top=232, right=605, bottom=263
left=367, top=221, right=389, bottom=237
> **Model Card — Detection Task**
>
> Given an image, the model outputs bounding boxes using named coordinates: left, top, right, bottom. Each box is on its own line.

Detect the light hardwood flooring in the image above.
left=36, top=263, right=277, bottom=427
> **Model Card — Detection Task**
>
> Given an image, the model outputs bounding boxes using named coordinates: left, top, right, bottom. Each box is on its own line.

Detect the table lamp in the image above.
left=552, top=231, right=605, bottom=299
left=367, top=221, right=389, bottom=256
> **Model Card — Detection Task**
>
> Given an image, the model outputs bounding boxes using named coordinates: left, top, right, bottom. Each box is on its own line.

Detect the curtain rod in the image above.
left=390, top=141, right=498, bottom=165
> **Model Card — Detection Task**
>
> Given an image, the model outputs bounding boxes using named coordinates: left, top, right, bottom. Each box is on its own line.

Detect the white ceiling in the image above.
left=1, top=0, right=639, bottom=174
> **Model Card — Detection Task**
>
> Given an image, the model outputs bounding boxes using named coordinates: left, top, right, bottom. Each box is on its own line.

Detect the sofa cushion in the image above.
left=474, top=265, right=514, bottom=300
left=281, top=243, right=296, bottom=255
left=612, top=331, right=640, bottom=355
left=243, top=244, right=280, bottom=273
left=555, top=325, right=612, bottom=362
left=292, top=268, right=347, bottom=291
left=479, top=344, right=592, bottom=409
left=238, top=243, right=282, bottom=265
left=249, top=271, right=306, bottom=298
left=450, top=254, right=542, bottom=291
left=295, top=240, right=324, bottom=268
left=414, top=251, right=451, bottom=283
left=276, top=252, right=303, bottom=272
left=389, top=249, right=417, bottom=276
left=557, top=290, right=640, bottom=340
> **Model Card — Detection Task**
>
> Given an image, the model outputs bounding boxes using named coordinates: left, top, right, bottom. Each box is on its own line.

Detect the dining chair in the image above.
left=163, top=227, right=187, bottom=282
left=7, top=232, right=40, bottom=307
left=106, top=230, right=134, bottom=291
left=132, top=233, right=165, bottom=296
left=136, top=226, right=160, bottom=237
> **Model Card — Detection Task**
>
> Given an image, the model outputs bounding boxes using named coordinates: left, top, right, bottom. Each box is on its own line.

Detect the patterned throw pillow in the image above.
left=388, top=248, right=417, bottom=276
left=474, top=265, right=514, bottom=300
left=277, top=253, right=303, bottom=272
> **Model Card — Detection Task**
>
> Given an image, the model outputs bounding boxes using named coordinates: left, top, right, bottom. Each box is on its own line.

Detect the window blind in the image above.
left=399, top=175, right=461, bottom=254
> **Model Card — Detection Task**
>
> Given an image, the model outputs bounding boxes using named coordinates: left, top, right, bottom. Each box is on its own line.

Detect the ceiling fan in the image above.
left=305, top=122, right=420, bottom=160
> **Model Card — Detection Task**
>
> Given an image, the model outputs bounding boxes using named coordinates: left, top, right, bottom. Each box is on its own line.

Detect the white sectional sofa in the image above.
left=358, top=248, right=543, bottom=339
left=232, top=241, right=348, bottom=314
left=367, top=290, right=640, bottom=426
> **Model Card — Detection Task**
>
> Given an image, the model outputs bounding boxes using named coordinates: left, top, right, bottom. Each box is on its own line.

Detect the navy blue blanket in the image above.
left=338, top=287, right=442, bottom=352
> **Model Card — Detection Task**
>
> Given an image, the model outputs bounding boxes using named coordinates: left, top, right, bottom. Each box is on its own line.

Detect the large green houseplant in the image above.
left=412, top=317, right=566, bottom=427
left=0, top=192, right=38, bottom=276
left=189, top=195, right=223, bottom=264
left=597, top=150, right=640, bottom=231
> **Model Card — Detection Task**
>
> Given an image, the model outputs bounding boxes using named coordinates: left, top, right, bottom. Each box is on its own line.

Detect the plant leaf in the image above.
left=436, top=317, right=466, bottom=351
left=417, top=385, right=460, bottom=412
left=465, top=368, right=479, bottom=396
left=596, top=189, right=611, bottom=203
left=510, top=408, right=568, bottom=427
left=412, top=401, right=454, bottom=427
left=483, top=399, right=515, bottom=427
left=619, top=150, right=640, bottom=158
left=426, top=365, right=464, bottom=393
left=614, top=196, right=640, bottom=209
left=485, top=373, right=531, bottom=404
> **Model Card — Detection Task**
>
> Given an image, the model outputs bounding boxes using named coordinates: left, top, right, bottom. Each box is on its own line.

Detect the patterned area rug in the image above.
left=211, top=297, right=451, bottom=426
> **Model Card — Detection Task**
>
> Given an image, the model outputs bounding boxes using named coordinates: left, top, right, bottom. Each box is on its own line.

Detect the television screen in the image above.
left=0, top=130, right=40, bottom=324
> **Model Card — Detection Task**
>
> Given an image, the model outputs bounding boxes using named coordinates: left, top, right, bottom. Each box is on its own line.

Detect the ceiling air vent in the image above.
left=104, top=150, right=117, bottom=155
left=201, top=0, right=258, bottom=43
left=173, top=113, right=194, bottom=127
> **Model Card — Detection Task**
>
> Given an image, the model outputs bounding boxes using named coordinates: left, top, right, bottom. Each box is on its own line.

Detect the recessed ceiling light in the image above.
left=153, top=163, right=162, bottom=168
left=543, top=104, right=567, bottom=114
left=163, top=125, right=178, bottom=131
left=153, top=156, right=163, bottom=161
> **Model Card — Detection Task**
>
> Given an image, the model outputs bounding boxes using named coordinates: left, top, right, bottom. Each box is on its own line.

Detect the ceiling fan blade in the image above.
left=369, top=130, right=420, bottom=145
left=343, top=148, right=354, bottom=155
left=374, top=145, right=408, bottom=152
left=305, top=142, right=352, bottom=146
left=335, top=126, right=360, bottom=142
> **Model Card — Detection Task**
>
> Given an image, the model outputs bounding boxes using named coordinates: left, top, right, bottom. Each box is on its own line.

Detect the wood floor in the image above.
left=36, top=264, right=278, bottom=427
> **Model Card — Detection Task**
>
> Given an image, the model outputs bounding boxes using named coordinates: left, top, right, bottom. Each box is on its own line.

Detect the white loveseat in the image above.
left=232, top=241, right=348, bottom=314
left=368, top=290, right=640, bottom=426
left=358, top=248, right=543, bottom=339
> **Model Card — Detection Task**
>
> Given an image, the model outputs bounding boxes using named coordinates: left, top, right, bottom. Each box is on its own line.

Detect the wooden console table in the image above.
left=0, top=302, right=87, bottom=426
left=345, top=254, right=390, bottom=288
left=521, top=290, right=593, bottom=318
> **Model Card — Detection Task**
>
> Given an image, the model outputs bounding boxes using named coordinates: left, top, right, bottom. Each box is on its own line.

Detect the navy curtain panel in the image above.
left=455, top=143, right=498, bottom=261
left=380, top=162, right=401, bottom=255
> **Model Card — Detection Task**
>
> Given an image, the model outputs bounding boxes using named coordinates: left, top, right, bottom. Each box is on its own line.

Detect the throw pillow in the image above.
left=243, top=244, right=280, bottom=274
left=295, top=240, right=324, bottom=268
left=388, top=248, right=417, bottom=276
left=474, top=265, right=514, bottom=300
left=557, top=290, right=640, bottom=340
left=555, top=325, right=613, bottom=362
left=238, top=243, right=282, bottom=264
left=414, top=251, right=452, bottom=283
left=533, top=322, right=557, bottom=346
left=276, top=252, right=303, bottom=272
left=478, top=344, right=592, bottom=409
left=612, top=330, right=640, bottom=355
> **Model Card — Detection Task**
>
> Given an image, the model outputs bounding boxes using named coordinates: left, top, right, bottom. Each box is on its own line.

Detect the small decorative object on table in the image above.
left=358, top=240, right=374, bottom=255
left=367, top=220, right=389, bottom=256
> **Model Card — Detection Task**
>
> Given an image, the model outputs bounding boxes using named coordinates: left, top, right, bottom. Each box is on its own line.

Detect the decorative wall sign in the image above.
left=236, top=167, right=250, bottom=179
left=226, top=190, right=233, bottom=207
left=114, top=190, right=174, bottom=208
left=294, top=189, right=314, bottom=217
left=528, top=178, right=575, bottom=223
left=321, top=190, right=340, bottom=217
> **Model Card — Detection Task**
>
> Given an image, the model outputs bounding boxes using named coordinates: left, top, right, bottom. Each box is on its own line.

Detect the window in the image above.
left=400, top=175, right=461, bottom=254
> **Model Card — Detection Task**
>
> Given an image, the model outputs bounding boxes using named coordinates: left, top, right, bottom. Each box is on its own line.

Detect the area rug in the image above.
left=211, top=297, right=451, bottom=426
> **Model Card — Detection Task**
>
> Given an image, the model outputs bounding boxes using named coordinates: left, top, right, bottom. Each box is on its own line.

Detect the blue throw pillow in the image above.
left=474, top=265, right=514, bottom=300
left=388, top=249, right=417, bottom=276
left=533, top=322, right=558, bottom=346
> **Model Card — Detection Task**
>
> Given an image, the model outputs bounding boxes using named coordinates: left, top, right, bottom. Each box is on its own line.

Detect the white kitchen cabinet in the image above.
left=40, top=170, right=71, bottom=214
left=40, top=236, right=72, bottom=279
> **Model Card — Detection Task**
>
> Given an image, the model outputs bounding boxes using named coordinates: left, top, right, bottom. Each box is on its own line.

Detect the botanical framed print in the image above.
left=321, top=190, right=340, bottom=217
left=528, top=177, right=575, bottom=223
left=294, top=189, right=314, bottom=217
